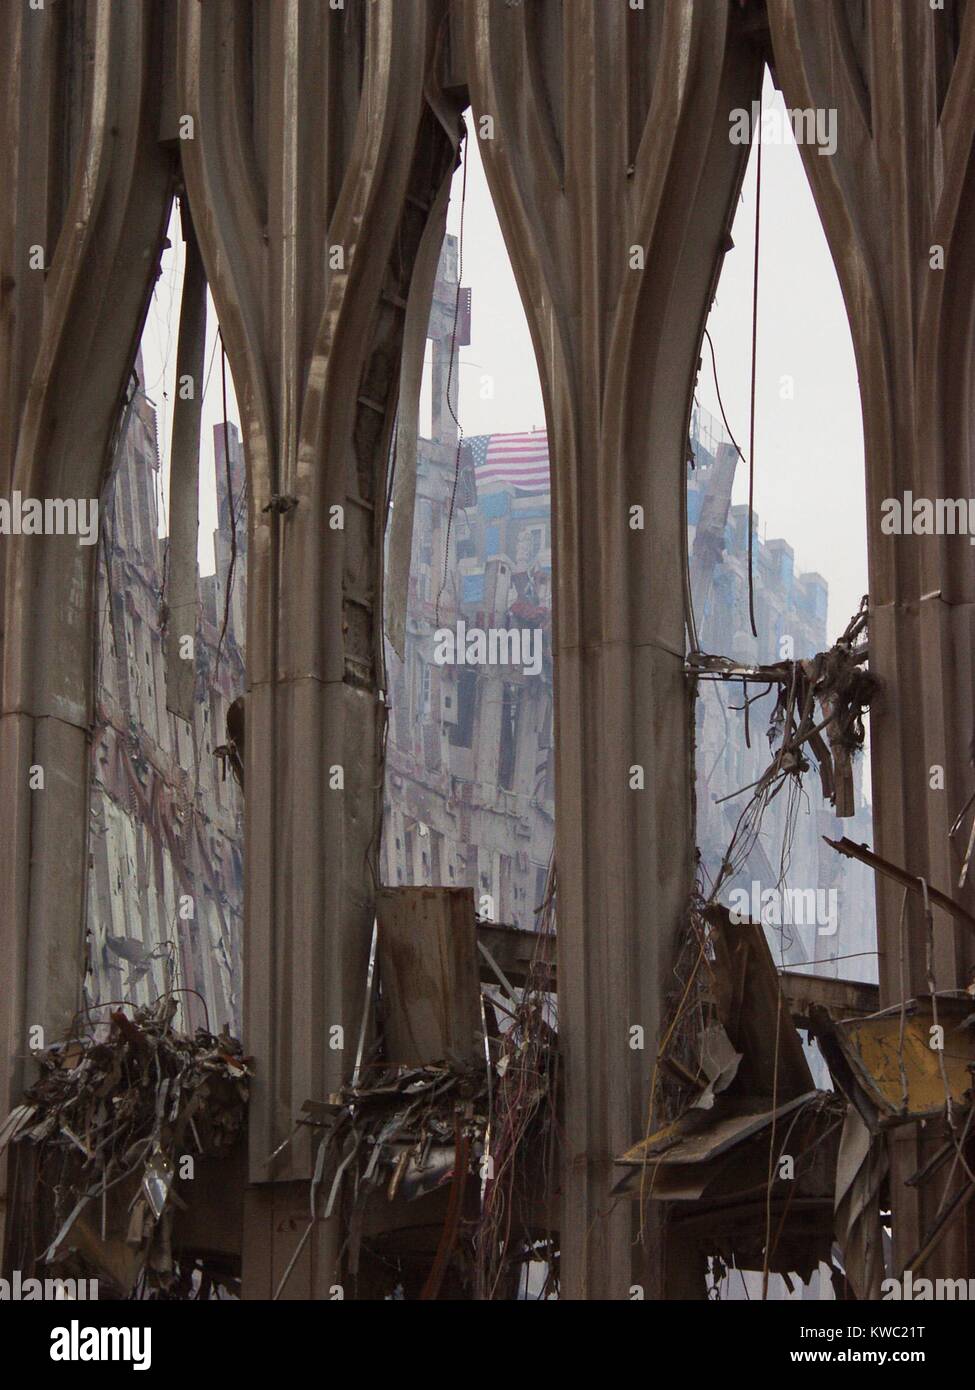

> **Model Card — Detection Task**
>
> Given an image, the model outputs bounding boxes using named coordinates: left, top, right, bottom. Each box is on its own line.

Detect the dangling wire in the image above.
left=747, top=100, right=763, bottom=639
left=703, top=329, right=746, bottom=466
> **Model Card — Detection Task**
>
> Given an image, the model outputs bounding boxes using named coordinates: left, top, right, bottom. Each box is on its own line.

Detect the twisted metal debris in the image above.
left=319, top=1062, right=489, bottom=1211
left=1, top=994, right=250, bottom=1298
left=305, top=1061, right=489, bottom=1299
left=689, top=598, right=878, bottom=904
left=293, top=872, right=561, bottom=1300
left=475, top=882, right=560, bottom=1300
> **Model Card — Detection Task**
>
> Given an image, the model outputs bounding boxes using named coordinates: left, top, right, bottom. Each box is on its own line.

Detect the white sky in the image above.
left=700, top=76, right=868, bottom=640
left=141, top=74, right=867, bottom=639
left=140, top=208, right=241, bottom=577
left=444, top=117, right=548, bottom=437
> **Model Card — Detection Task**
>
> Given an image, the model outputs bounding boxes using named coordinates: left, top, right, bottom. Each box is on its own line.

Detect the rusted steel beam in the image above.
left=476, top=921, right=556, bottom=990
left=779, top=969, right=879, bottom=1025
left=376, top=887, right=483, bottom=1068
left=825, top=836, right=975, bottom=934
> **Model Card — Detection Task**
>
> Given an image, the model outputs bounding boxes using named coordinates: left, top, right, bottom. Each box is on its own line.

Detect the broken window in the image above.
left=498, top=681, right=520, bottom=791
left=448, top=668, right=477, bottom=748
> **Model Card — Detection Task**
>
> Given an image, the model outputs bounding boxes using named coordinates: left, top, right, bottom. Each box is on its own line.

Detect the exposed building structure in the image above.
left=87, top=375, right=246, bottom=1036
left=688, top=408, right=877, bottom=980
left=2, top=0, right=975, bottom=1306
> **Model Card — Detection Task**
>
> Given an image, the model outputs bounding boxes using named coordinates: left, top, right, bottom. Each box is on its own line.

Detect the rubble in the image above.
left=618, top=903, right=865, bottom=1292
left=307, top=1062, right=489, bottom=1216
left=618, top=878, right=975, bottom=1297
left=1, top=995, right=250, bottom=1298
left=272, top=884, right=561, bottom=1300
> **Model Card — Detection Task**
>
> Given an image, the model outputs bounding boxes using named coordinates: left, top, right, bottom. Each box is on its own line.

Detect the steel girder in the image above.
left=463, top=0, right=762, bottom=1297
left=175, top=0, right=463, bottom=1294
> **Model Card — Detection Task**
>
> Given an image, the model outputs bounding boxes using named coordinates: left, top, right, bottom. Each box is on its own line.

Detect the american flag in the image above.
left=467, top=431, right=550, bottom=494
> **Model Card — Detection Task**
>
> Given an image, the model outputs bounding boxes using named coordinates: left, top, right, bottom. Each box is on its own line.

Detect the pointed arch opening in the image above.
left=87, top=195, right=247, bottom=1044
left=692, top=65, right=875, bottom=1303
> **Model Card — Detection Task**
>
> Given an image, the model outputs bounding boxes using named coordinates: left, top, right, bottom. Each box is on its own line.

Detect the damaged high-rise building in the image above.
left=383, top=237, right=555, bottom=930
left=86, top=365, right=246, bottom=1035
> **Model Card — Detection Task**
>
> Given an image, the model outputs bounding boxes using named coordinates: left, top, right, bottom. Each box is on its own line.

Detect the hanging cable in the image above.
left=702, top=329, right=745, bottom=465
left=747, top=107, right=763, bottom=639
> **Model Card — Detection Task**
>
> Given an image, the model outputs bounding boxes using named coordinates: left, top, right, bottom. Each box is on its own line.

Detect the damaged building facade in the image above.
left=3, top=1, right=975, bottom=1309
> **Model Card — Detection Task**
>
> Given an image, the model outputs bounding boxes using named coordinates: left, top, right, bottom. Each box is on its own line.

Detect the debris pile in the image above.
left=292, top=1062, right=489, bottom=1300
left=311, top=1062, right=489, bottom=1210
left=631, top=867, right=975, bottom=1298
left=476, top=976, right=559, bottom=1299
left=1, top=995, right=250, bottom=1298
left=277, top=881, right=561, bottom=1299
left=626, top=904, right=846, bottom=1288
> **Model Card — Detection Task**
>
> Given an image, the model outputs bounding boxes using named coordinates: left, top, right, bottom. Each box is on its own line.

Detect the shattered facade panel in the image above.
left=85, top=370, right=246, bottom=1035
